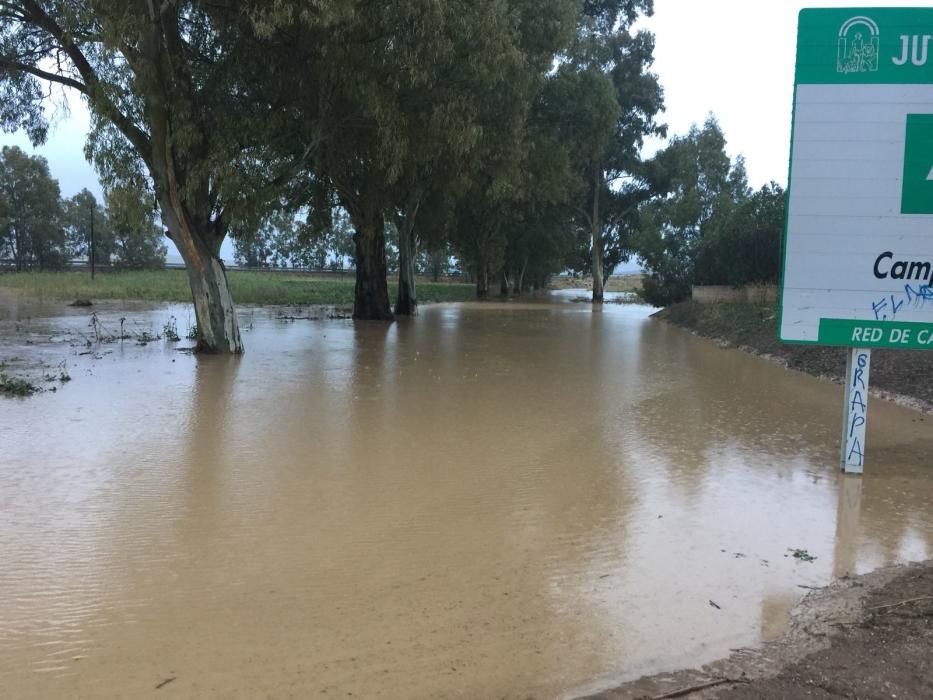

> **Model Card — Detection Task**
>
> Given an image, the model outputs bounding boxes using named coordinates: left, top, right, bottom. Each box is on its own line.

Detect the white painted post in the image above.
left=841, top=348, right=871, bottom=474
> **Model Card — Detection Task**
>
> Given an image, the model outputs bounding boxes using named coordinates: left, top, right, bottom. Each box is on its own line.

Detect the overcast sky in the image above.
left=642, top=0, right=931, bottom=187
left=2, top=1, right=929, bottom=260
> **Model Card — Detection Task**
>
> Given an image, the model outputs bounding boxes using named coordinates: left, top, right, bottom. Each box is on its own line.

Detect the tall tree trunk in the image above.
left=476, top=262, right=489, bottom=299
left=515, top=258, right=527, bottom=295
left=591, top=166, right=604, bottom=304
left=350, top=209, right=394, bottom=321
left=14, top=226, right=24, bottom=271
left=394, top=202, right=419, bottom=316
left=185, top=252, right=241, bottom=354
left=431, top=250, right=443, bottom=282
left=500, top=271, right=510, bottom=297
left=13, top=228, right=26, bottom=272
left=163, top=202, right=243, bottom=354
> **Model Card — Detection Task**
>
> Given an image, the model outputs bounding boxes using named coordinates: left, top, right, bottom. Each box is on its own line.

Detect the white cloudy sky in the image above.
left=2, top=0, right=928, bottom=260
left=642, top=0, right=930, bottom=187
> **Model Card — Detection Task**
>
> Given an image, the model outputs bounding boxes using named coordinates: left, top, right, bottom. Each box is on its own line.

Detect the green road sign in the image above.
left=781, top=8, right=933, bottom=351
left=783, top=8, right=933, bottom=473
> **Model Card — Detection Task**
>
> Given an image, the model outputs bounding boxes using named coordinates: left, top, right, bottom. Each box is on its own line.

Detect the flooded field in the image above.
left=1, top=294, right=932, bottom=699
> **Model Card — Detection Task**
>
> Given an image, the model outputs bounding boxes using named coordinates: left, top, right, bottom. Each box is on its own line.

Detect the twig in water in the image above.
left=155, top=677, right=176, bottom=690
left=867, top=596, right=933, bottom=612
left=651, top=677, right=749, bottom=699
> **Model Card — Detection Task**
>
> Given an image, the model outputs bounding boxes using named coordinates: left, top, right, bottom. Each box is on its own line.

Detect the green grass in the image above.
left=656, top=300, right=779, bottom=348
left=0, top=270, right=478, bottom=306
left=0, top=372, right=41, bottom=397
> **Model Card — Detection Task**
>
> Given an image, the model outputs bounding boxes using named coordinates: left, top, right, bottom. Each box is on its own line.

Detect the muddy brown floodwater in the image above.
left=1, top=294, right=932, bottom=699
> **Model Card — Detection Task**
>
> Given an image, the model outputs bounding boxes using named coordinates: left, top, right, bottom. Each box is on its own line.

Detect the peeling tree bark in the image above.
left=160, top=203, right=242, bottom=354
left=185, top=253, right=242, bottom=354
left=160, top=198, right=242, bottom=354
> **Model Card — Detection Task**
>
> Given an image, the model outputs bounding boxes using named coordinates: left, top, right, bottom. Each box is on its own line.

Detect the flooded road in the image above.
left=1, top=295, right=932, bottom=699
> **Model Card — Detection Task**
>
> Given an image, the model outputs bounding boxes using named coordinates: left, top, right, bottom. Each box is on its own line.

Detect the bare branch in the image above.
left=0, top=58, right=87, bottom=93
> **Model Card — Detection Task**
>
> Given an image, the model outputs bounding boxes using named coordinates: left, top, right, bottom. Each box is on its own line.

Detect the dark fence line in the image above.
left=0, top=259, right=467, bottom=281
left=0, top=259, right=352, bottom=274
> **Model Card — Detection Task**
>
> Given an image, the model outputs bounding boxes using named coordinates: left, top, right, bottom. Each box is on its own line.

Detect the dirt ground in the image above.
left=582, top=561, right=933, bottom=700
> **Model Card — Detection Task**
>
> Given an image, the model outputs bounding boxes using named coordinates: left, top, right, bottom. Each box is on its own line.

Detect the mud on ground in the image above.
left=655, top=301, right=933, bottom=412
left=582, top=561, right=933, bottom=700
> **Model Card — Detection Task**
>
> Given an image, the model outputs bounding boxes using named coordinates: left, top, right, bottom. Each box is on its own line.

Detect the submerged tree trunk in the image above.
left=185, top=252, right=241, bottom=354
left=350, top=210, right=394, bottom=321
left=591, top=166, right=604, bottom=304
left=394, top=202, right=419, bottom=316
left=163, top=201, right=243, bottom=354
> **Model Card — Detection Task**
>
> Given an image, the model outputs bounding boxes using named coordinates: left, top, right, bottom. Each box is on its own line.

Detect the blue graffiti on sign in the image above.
left=871, top=283, right=933, bottom=321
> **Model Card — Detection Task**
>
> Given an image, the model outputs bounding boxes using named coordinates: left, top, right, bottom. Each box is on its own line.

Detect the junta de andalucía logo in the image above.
left=837, top=16, right=880, bottom=74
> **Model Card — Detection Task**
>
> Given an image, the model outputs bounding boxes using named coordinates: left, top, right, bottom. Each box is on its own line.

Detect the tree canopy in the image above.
left=0, top=145, right=63, bottom=269
left=0, top=147, right=166, bottom=271
left=637, top=117, right=784, bottom=306
left=1, top=1, right=787, bottom=330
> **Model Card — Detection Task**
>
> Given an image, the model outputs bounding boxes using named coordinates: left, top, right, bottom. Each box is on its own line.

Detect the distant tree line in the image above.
left=231, top=116, right=786, bottom=307
left=0, top=146, right=166, bottom=271
left=231, top=208, right=455, bottom=280
left=0, top=1, right=782, bottom=351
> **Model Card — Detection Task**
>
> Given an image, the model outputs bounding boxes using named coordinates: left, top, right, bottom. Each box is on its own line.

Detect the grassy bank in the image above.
left=0, top=270, right=477, bottom=306
left=657, top=301, right=933, bottom=408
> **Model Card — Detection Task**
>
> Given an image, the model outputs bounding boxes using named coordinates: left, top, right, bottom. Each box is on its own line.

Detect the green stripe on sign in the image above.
left=797, top=8, right=933, bottom=85
left=819, top=319, right=933, bottom=349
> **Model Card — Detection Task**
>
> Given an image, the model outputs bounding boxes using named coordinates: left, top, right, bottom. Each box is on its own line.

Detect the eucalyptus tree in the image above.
left=0, top=145, right=63, bottom=268
left=259, top=0, right=577, bottom=316
left=62, top=188, right=112, bottom=264
left=0, top=1, right=327, bottom=352
left=383, top=0, right=569, bottom=315
left=637, top=117, right=752, bottom=305
left=493, top=76, right=593, bottom=296
left=106, top=184, right=167, bottom=269
left=558, top=0, right=665, bottom=302
left=391, top=170, right=464, bottom=314
left=694, top=181, right=785, bottom=288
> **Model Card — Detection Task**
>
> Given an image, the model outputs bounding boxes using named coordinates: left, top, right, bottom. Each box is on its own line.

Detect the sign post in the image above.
left=840, top=348, right=870, bottom=474
left=783, top=9, right=933, bottom=474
